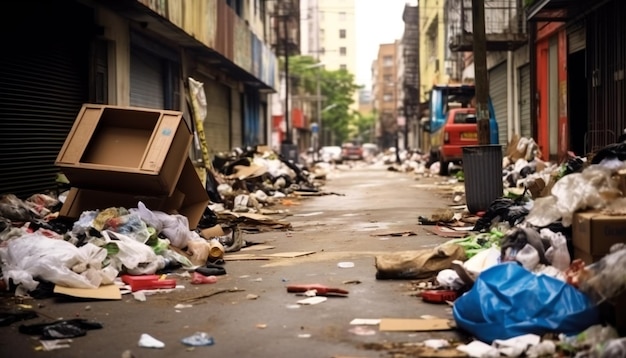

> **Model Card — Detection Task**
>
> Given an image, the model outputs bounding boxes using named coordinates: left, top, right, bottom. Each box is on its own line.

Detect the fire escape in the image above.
left=402, top=5, right=420, bottom=121
left=448, top=0, right=527, bottom=52
left=268, top=0, right=300, bottom=147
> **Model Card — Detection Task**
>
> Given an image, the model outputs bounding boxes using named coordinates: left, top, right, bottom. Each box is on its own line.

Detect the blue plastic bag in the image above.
left=453, top=262, right=599, bottom=343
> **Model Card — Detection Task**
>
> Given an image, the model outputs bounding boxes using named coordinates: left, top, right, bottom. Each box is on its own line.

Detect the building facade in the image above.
left=372, top=42, right=400, bottom=149
left=0, top=0, right=280, bottom=198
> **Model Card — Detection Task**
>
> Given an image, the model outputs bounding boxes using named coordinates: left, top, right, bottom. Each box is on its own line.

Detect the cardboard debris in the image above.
left=54, top=284, right=121, bottom=300
left=55, top=104, right=192, bottom=196
left=371, top=231, right=417, bottom=237
left=200, top=225, right=226, bottom=239
left=378, top=318, right=454, bottom=332
left=241, top=244, right=276, bottom=252
left=225, top=251, right=316, bottom=261
left=227, top=164, right=268, bottom=180
left=423, top=226, right=471, bottom=238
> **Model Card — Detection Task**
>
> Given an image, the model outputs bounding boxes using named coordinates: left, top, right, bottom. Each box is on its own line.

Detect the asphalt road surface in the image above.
left=0, top=162, right=467, bottom=358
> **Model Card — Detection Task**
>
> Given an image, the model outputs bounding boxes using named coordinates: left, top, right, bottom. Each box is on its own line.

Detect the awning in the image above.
left=94, top=0, right=275, bottom=91
left=526, top=0, right=610, bottom=22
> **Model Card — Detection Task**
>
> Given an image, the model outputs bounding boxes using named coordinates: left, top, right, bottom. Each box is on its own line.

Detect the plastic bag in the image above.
left=0, top=233, right=103, bottom=293
left=541, top=229, right=571, bottom=271
left=130, top=202, right=192, bottom=248
left=527, top=165, right=620, bottom=227
left=453, top=263, right=599, bottom=343
left=103, top=231, right=160, bottom=275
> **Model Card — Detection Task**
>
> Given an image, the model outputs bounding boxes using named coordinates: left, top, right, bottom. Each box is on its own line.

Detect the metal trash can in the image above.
left=280, top=142, right=299, bottom=164
left=462, top=144, right=503, bottom=214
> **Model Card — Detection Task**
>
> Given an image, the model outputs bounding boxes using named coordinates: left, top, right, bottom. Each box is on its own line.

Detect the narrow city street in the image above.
left=0, top=163, right=465, bottom=358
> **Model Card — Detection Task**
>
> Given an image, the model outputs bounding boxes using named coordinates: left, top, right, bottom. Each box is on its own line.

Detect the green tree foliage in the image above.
left=288, top=55, right=361, bottom=145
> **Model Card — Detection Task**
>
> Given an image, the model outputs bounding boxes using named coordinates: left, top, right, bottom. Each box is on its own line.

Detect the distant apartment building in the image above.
left=300, top=0, right=358, bottom=110
left=371, top=42, right=400, bottom=149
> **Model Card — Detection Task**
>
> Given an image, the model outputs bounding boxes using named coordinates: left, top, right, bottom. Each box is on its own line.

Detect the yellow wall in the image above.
left=96, top=7, right=130, bottom=106
left=418, top=0, right=446, bottom=103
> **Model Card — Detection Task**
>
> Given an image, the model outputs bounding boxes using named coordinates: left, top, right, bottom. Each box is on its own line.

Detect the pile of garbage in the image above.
left=375, top=139, right=626, bottom=356
left=0, top=145, right=329, bottom=298
left=206, top=146, right=327, bottom=213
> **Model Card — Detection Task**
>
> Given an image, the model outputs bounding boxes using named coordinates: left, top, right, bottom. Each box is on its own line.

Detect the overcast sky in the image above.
left=355, top=0, right=409, bottom=89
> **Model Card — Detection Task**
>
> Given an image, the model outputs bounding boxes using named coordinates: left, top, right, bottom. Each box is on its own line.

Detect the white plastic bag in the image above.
left=130, top=202, right=192, bottom=248
left=103, top=231, right=160, bottom=275
left=436, top=269, right=464, bottom=290
left=0, top=233, right=102, bottom=293
left=541, top=229, right=571, bottom=271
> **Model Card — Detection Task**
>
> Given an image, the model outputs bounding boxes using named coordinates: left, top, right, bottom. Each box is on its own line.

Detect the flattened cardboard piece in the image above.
left=54, top=284, right=121, bottom=300
left=241, top=244, right=276, bottom=252
left=227, top=164, right=268, bottom=180
left=55, top=104, right=192, bottom=196
left=224, top=254, right=271, bottom=261
left=200, top=225, right=226, bottom=239
left=371, top=231, right=417, bottom=237
left=265, top=251, right=316, bottom=258
left=423, top=226, right=470, bottom=238
left=378, top=318, right=453, bottom=332
left=224, top=251, right=316, bottom=260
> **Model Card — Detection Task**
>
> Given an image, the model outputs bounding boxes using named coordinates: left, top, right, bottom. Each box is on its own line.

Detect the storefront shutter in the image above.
left=130, top=47, right=165, bottom=109
left=489, top=62, right=508, bottom=148
left=0, top=2, right=90, bottom=198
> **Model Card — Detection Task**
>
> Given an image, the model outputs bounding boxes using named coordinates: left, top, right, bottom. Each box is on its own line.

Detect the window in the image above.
left=339, top=47, right=347, bottom=56
left=383, top=74, right=392, bottom=84
left=340, top=64, right=347, bottom=70
left=339, top=29, right=346, bottom=39
left=383, top=55, right=393, bottom=67
left=339, top=12, right=346, bottom=21
left=383, top=93, right=393, bottom=102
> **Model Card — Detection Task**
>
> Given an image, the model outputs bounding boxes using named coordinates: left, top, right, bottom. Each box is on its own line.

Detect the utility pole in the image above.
left=472, top=0, right=490, bottom=145
left=283, top=6, right=291, bottom=145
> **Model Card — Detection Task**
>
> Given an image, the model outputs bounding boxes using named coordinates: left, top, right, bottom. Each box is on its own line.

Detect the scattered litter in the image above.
left=138, top=333, right=165, bottom=349
left=39, top=339, right=73, bottom=351
left=342, top=280, right=361, bottom=285
left=456, top=340, right=499, bottom=358
left=348, top=326, right=377, bottom=336
left=256, top=324, right=267, bottom=329
left=297, top=296, right=327, bottom=305
left=285, top=304, right=301, bottom=309
left=191, top=272, right=218, bottom=284
left=372, top=231, right=417, bottom=237
left=337, top=262, right=355, bottom=268
left=174, top=304, right=193, bottom=309
left=294, top=211, right=324, bottom=217
left=246, top=294, right=260, bottom=300
left=181, top=332, right=214, bottom=347
left=349, top=318, right=381, bottom=326
left=19, top=318, right=104, bottom=340
left=297, top=333, right=312, bottom=338
left=423, top=339, right=450, bottom=350
left=378, top=318, right=453, bottom=332
left=132, top=291, right=146, bottom=302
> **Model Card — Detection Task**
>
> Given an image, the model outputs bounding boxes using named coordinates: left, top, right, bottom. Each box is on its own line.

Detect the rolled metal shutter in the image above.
left=0, top=3, right=90, bottom=198
left=230, top=88, right=243, bottom=149
left=202, top=79, right=231, bottom=153
left=519, top=64, right=532, bottom=138
left=568, top=22, right=586, bottom=54
left=489, top=62, right=508, bottom=148
left=130, top=47, right=165, bottom=109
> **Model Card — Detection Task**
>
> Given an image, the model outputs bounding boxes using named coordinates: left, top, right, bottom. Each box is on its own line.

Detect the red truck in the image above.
left=436, top=107, right=479, bottom=174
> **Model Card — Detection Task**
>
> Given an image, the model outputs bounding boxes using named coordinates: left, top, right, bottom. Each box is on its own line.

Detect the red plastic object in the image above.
left=191, top=272, right=218, bottom=285
left=421, top=290, right=459, bottom=303
left=286, top=284, right=349, bottom=296
left=121, top=274, right=177, bottom=292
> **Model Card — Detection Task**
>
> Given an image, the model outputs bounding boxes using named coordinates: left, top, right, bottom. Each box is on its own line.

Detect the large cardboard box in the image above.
left=572, top=211, right=626, bottom=257
left=60, top=158, right=209, bottom=229
left=56, top=104, right=192, bottom=196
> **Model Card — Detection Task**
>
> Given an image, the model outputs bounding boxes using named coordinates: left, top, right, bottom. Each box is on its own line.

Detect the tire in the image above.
left=439, top=160, right=450, bottom=176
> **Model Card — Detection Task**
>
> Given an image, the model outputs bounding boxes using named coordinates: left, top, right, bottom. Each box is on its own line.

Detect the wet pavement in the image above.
left=0, top=162, right=465, bottom=358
